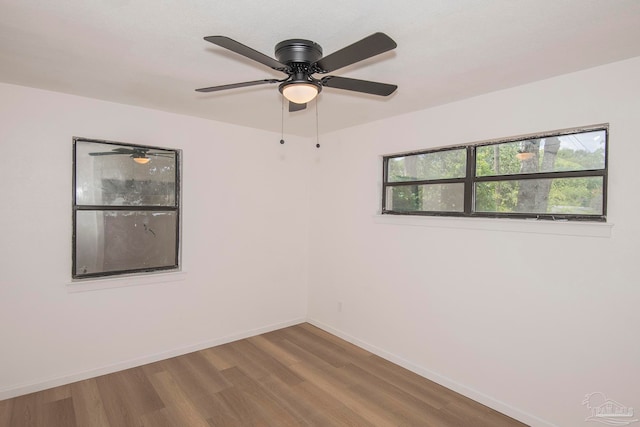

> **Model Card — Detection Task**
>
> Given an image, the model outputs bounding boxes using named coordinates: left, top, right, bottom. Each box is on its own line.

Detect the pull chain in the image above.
left=315, top=97, right=320, bottom=148
left=280, top=96, right=285, bottom=144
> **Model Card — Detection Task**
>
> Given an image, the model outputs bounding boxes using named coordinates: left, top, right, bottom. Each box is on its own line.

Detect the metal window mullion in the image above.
left=474, top=168, right=605, bottom=183
left=384, top=145, right=468, bottom=160
left=385, top=177, right=466, bottom=187
left=602, top=131, right=609, bottom=218
left=75, top=205, right=177, bottom=211
left=382, top=157, right=389, bottom=211
left=465, top=146, right=475, bottom=215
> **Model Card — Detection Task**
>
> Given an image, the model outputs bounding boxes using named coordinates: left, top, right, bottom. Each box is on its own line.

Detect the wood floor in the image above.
left=0, top=323, right=528, bottom=426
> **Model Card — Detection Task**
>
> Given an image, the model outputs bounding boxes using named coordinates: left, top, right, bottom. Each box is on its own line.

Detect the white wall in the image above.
left=0, top=83, right=311, bottom=398
left=307, top=57, right=640, bottom=427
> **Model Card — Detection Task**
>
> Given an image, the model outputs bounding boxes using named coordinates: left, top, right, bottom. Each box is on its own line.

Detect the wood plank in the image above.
left=215, top=384, right=271, bottom=427
left=306, top=404, right=377, bottom=427
left=226, top=339, right=303, bottom=386
left=221, top=367, right=302, bottom=427
left=39, top=385, right=72, bottom=403
left=156, top=351, right=230, bottom=397
left=7, top=392, right=42, bottom=427
left=40, top=397, right=77, bottom=427
left=356, top=353, right=453, bottom=409
left=200, top=346, right=236, bottom=371
left=138, top=408, right=179, bottom=427
left=278, top=326, right=357, bottom=368
left=343, top=362, right=443, bottom=413
left=0, top=398, right=13, bottom=427
left=288, top=360, right=400, bottom=426
left=146, top=370, right=211, bottom=427
left=297, top=323, right=372, bottom=359
left=290, top=380, right=376, bottom=427
left=70, top=379, right=111, bottom=427
left=246, top=335, right=301, bottom=367
left=95, top=366, right=164, bottom=426
left=255, top=374, right=323, bottom=424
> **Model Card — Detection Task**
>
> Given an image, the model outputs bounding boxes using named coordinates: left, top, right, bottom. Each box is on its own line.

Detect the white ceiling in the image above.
left=1, top=0, right=639, bottom=137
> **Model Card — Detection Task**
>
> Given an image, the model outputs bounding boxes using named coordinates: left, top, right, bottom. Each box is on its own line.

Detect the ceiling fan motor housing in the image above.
left=274, top=39, right=323, bottom=65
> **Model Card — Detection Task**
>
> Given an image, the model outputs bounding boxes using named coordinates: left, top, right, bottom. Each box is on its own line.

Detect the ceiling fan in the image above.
left=89, top=147, right=173, bottom=164
left=196, top=33, right=398, bottom=112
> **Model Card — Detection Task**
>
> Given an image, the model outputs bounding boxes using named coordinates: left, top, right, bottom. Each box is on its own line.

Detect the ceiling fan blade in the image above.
left=289, top=102, right=307, bottom=112
left=321, top=76, right=397, bottom=96
left=88, top=152, right=125, bottom=156
left=315, top=33, right=397, bottom=73
left=204, top=36, right=288, bottom=72
left=196, top=79, right=280, bottom=93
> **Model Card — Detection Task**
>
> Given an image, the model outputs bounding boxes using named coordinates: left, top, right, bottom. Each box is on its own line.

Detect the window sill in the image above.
left=66, top=270, right=186, bottom=293
left=373, top=214, right=613, bottom=238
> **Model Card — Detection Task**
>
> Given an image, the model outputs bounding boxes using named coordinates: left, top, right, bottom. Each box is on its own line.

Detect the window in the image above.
left=73, top=137, right=180, bottom=279
left=382, top=125, right=607, bottom=221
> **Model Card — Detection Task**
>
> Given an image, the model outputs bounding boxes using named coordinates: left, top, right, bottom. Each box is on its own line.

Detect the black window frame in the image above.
left=382, top=124, right=608, bottom=222
left=72, top=137, right=181, bottom=280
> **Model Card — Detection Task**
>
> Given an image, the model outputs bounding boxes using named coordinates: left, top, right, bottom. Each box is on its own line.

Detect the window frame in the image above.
left=72, top=137, right=181, bottom=280
left=382, top=124, right=608, bottom=222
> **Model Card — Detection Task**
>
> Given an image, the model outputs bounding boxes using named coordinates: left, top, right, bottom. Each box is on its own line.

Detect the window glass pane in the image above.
left=386, top=183, right=464, bottom=212
left=387, top=149, right=466, bottom=182
left=76, top=141, right=176, bottom=206
left=75, top=210, right=177, bottom=277
left=476, top=130, right=606, bottom=177
left=475, top=177, right=603, bottom=215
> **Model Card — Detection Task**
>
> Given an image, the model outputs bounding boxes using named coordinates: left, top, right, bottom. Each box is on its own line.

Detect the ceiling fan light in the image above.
left=133, top=156, right=151, bottom=165
left=515, top=152, right=535, bottom=161
left=282, top=83, right=319, bottom=104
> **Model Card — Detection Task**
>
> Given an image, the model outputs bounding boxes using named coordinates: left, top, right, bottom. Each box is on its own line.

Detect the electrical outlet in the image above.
left=337, top=301, right=343, bottom=312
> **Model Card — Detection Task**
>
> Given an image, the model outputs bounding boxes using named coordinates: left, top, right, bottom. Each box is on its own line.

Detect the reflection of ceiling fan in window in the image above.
left=89, top=148, right=173, bottom=165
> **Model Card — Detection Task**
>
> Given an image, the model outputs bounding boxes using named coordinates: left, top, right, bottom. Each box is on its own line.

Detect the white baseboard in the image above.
left=307, top=318, right=556, bottom=427
left=0, top=317, right=306, bottom=401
